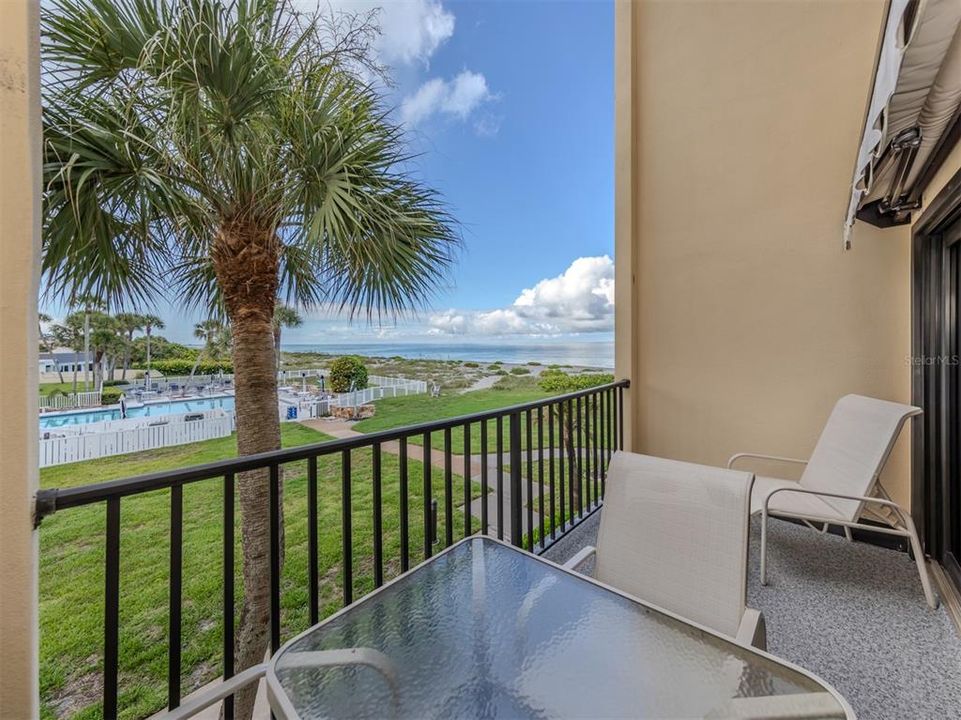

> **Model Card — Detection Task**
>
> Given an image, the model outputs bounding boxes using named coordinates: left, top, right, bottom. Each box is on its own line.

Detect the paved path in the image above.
left=297, top=418, right=599, bottom=536
left=460, top=374, right=500, bottom=393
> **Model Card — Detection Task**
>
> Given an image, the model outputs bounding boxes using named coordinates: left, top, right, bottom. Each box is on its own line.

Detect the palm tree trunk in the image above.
left=187, top=348, right=204, bottom=394
left=274, top=326, right=282, bottom=372
left=83, top=310, right=90, bottom=392
left=93, top=350, right=105, bottom=391
left=122, top=333, right=131, bottom=381
left=213, top=220, right=282, bottom=720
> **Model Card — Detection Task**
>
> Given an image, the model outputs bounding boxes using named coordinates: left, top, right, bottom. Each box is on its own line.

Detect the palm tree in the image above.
left=50, top=315, right=87, bottom=394
left=87, top=312, right=123, bottom=390
left=140, top=315, right=165, bottom=383
left=38, top=312, right=65, bottom=384
left=273, top=304, right=303, bottom=371
left=69, top=294, right=103, bottom=391
left=114, top=312, right=145, bottom=380
left=41, top=2, right=456, bottom=714
left=188, top=318, right=227, bottom=384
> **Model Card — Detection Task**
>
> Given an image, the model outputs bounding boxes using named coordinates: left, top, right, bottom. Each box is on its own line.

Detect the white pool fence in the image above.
left=39, top=411, right=234, bottom=468
left=38, top=391, right=102, bottom=410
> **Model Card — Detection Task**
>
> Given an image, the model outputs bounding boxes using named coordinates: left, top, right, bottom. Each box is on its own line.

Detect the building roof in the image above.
left=40, top=351, right=90, bottom=363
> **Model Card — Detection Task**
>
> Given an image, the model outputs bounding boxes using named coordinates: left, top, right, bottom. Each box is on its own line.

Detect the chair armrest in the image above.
left=735, top=608, right=766, bottom=651
left=153, top=664, right=267, bottom=720
left=280, top=648, right=400, bottom=699
left=761, top=487, right=913, bottom=528
left=563, top=545, right=596, bottom=572
left=762, top=487, right=903, bottom=513
left=727, top=452, right=808, bottom=470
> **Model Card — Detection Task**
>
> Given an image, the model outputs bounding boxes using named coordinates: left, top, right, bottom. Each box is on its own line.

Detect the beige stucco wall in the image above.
left=916, top=139, right=961, bottom=218
left=0, top=1, right=41, bottom=716
left=616, top=0, right=920, bottom=506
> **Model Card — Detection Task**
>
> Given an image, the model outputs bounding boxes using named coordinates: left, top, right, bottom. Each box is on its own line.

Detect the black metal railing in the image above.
left=35, top=379, right=629, bottom=719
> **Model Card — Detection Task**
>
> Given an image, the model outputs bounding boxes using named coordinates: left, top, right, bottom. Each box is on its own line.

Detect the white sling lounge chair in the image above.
left=728, top=394, right=937, bottom=608
left=565, top=451, right=766, bottom=649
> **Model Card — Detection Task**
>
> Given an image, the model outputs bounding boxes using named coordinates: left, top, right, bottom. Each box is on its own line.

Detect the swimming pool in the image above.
left=39, top=395, right=236, bottom=430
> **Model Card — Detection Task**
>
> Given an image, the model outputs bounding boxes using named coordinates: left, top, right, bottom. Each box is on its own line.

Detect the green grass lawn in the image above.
left=354, top=378, right=616, bottom=457
left=39, top=424, right=474, bottom=720
left=353, top=378, right=554, bottom=453
left=39, top=380, right=89, bottom=395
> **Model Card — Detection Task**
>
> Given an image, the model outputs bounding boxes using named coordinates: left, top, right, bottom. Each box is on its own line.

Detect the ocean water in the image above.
left=283, top=341, right=614, bottom=368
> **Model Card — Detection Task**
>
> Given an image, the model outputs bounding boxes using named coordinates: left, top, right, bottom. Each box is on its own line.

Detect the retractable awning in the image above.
left=843, top=0, right=961, bottom=247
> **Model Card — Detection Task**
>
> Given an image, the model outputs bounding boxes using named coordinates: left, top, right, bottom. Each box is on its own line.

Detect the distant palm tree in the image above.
left=188, top=319, right=227, bottom=383
left=38, top=312, right=64, bottom=383
left=140, top=315, right=165, bottom=383
left=70, top=294, right=103, bottom=392
left=41, top=3, right=456, bottom=710
left=50, top=321, right=83, bottom=393
left=114, top=313, right=145, bottom=381
left=273, top=305, right=303, bottom=370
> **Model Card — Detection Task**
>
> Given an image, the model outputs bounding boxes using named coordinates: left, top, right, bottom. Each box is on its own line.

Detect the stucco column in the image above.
left=0, top=1, right=41, bottom=717
left=614, top=0, right=636, bottom=450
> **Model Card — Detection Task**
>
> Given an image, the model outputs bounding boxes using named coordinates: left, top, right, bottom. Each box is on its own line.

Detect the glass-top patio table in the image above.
left=267, top=537, right=853, bottom=719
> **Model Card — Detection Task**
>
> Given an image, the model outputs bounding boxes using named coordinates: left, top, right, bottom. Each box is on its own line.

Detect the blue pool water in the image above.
left=39, top=395, right=235, bottom=430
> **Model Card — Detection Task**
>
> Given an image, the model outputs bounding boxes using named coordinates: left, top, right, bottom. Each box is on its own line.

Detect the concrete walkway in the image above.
left=298, top=419, right=596, bottom=537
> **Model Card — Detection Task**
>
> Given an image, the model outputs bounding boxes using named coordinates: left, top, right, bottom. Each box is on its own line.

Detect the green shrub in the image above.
left=102, top=379, right=128, bottom=387
left=527, top=361, right=541, bottom=366
left=101, top=387, right=123, bottom=405
left=509, top=367, right=531, bottom=376
left=493, top=369, right=508, bottom=376
left=150, top=358, right=233, bottom=375
left=463, top=361, right=479, bottom=368
left=538, top=370, right=615, bottom=394
left=492, top=374, right=539, bottom=390
left=129, top=336, right=196, bottom=364
left=329, top=356, right=369, bottom=393
left=492, top=360, right=503, bottom=365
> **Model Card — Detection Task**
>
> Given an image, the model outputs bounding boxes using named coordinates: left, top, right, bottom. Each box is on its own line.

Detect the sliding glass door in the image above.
left=913, top=182, right=961, bottom=593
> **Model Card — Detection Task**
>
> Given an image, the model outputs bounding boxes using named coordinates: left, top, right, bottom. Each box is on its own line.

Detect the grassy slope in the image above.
left=39, top=424, right=472, bottom=720
left=353, top=378, right=553, bottom=452
left=353, top=377, right=615, bottom=455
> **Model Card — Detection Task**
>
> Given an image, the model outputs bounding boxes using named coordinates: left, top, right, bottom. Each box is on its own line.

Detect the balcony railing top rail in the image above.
left=35, top=378, right=629, bottom=720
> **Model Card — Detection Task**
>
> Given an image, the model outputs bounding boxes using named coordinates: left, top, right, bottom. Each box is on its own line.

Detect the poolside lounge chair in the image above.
left=565, top=452, right=766, bottom=649
left=728, top=394, right=937, bottom=608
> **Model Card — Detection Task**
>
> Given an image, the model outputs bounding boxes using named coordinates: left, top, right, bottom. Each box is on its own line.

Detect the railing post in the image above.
left=509, top=411, right=523, bottom=547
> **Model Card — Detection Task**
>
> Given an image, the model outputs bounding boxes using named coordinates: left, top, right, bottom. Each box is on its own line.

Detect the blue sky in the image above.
left=43, top=0, right=615, bottom=346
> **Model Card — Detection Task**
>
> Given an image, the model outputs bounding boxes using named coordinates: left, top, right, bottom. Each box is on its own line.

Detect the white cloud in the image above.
left=319, top=0, right=455, bottom=66
left=428, top=256, right=615, bottom=336
left=401, top=70, right=493, bottom=126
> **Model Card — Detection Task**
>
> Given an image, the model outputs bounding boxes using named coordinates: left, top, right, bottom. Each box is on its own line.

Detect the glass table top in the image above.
left=271, top=537, right=847, bottom=719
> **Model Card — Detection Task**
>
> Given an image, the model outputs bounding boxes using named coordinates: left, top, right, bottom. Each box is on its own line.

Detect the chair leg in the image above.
left=902, top=514, right=939, bottom=609
left=760, top=511, right=769, bottom=586
left=843, top=526, right=853, bottom=542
